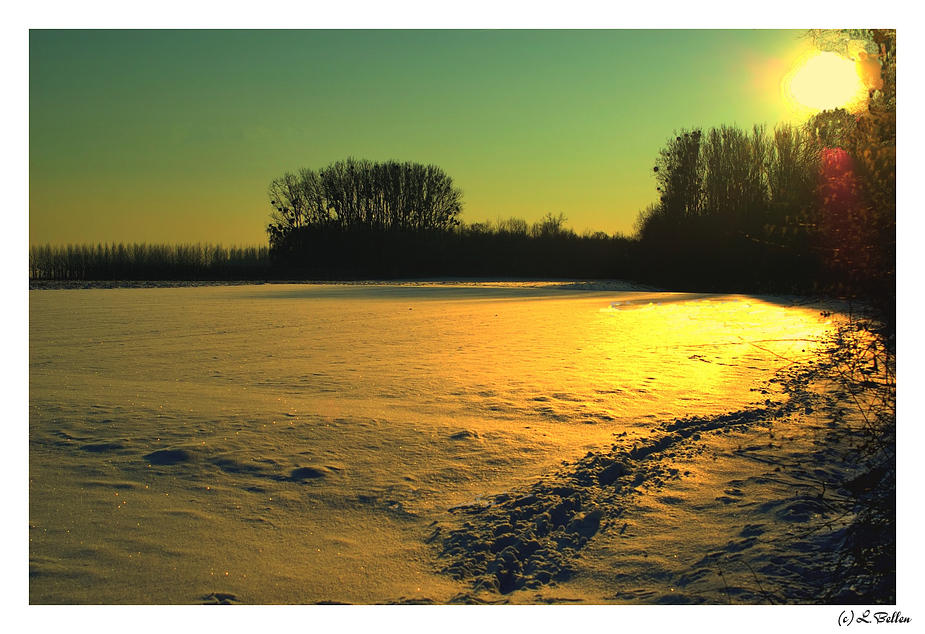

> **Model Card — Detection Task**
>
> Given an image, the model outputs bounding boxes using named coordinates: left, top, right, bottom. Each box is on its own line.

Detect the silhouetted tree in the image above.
left=653, top=129, right=704, bottom=225
left=267, top=158, right=464, bottom=251
left=531, top=212, right=572, bottom=239
left=700, top=124, right=769, bottom=235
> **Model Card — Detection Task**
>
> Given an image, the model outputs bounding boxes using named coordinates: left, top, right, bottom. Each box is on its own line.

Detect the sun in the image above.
left=783, top=50, right=868, bottom=114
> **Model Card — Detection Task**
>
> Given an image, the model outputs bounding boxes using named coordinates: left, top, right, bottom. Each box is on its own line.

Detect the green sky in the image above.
left=29, top=29, right=814, bottom=246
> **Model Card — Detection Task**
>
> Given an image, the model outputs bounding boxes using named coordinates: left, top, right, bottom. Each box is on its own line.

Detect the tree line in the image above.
left=633, top=121, right=828, bottom=292
left=633, top=29, right=894, bottom=324
left=29, top=243, right=270, bottom=281
left=269, top=209, right=635, bottom=280
left=263, top=157, right=635, bottom=278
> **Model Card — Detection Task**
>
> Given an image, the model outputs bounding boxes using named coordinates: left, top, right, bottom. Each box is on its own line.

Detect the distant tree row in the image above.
left=267, top=158, right=464, bottom=250
left=29, top=243, right=270, bottom=281
left=263, top=156, right=639, bottom=278
left=269, top=211, right=635, bottom=280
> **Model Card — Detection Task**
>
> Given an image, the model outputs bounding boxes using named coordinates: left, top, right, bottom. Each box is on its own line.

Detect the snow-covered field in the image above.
left=29, top=281, right=885, bottom=606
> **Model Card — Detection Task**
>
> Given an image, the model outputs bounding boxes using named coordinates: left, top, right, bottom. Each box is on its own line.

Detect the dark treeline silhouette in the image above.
left=633, top=29, right=895, bottom=326
left=265, top=157, right=635, bottom=279
left=634, top=121, right=826, bottom=293
left=269, top=212, right=635, bottom=280
left=29, top=243, right=270, bottom=281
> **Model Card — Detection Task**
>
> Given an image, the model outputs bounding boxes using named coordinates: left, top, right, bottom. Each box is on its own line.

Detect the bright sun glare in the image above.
left=784, top=51, right=867, bottom=114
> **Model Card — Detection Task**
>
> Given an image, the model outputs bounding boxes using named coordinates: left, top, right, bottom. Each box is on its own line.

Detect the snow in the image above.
left=29, top=281, right=886, bottom=609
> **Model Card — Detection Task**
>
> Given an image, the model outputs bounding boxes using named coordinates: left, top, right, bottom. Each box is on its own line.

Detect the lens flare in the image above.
left=783, top=51, right=868, bottom=115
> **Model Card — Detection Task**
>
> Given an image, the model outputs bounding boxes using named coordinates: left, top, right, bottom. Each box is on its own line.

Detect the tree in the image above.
left=531, top=213, right=571, bottom=239
left=700, top=124, right=770, bottom=235
left=267, top=158, right=464, bottom=250
left=653, top=129, right=704, bottom=225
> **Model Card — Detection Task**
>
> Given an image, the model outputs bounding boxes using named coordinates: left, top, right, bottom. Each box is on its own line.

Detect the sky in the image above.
left=28, top=27, right=821, bottom=246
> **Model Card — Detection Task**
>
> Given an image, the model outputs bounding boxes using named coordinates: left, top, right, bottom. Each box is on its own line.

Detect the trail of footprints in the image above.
left=430, top=400, right=805, bottom=595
